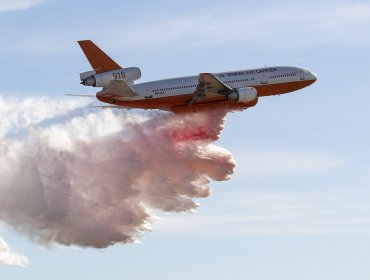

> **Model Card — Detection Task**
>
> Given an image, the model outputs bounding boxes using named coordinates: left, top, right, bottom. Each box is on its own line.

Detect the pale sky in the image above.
left=1, top=0, right=370, bottom=279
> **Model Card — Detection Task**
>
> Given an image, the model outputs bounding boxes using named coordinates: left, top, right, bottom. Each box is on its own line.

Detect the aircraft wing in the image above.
left=106, top=80, right=137, bottom=97
left=189, top=73, right=231, bottom=105
left=199, top=73, right=232, bottom=94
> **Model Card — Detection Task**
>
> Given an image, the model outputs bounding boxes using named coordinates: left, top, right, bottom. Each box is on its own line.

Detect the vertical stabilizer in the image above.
left=78, top=40, right=121, bottom=73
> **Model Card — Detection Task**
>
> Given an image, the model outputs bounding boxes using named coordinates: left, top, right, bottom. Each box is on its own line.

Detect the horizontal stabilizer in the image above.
left=88, top=105, right=131, bottom=110
left=106, top=80, right=137, bottom=97
left=78, top=40, right=121, bottom=73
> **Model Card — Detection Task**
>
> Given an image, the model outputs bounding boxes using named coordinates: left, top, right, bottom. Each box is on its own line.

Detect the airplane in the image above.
left=75, top=40, right=317, bottom=113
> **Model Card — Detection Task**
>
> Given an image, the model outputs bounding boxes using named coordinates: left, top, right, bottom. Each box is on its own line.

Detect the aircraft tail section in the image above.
left=78, top=40, right=121, bottom=73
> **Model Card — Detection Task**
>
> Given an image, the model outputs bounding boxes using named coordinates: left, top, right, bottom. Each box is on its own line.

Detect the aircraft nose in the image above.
left=309, top=71, right=317, bottom=81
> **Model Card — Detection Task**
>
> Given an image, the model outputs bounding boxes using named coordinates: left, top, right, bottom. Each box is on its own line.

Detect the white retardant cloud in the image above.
left=0, top=97, right=235, bottom=263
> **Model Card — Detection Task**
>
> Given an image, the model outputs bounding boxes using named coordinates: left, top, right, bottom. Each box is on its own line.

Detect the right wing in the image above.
left=105, top=80, right=137, bottom=97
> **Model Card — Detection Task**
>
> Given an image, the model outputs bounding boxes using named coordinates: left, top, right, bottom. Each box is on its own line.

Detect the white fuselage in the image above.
left=95, top=65, right=317, bottom=111
left=120, top=66, right=316, bottom=100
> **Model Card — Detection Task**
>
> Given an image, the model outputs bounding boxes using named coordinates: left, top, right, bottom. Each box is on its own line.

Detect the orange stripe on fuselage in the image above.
left=255, top=79, right=314, bottom=97
left=97, top=80, right=315, bottom=110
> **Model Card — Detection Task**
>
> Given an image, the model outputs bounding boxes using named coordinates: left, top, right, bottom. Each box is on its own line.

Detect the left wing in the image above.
left=199, top=73, right=232, bottom=93
left=189, top=73, right=231, bottom=105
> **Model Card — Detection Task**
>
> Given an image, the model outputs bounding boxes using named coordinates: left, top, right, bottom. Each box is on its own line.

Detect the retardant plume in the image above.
left=0, top=96, right=235, bottom=264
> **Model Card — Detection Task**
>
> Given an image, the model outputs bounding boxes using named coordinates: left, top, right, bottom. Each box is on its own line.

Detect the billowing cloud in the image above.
left=0, top=97, right=234, bottom=263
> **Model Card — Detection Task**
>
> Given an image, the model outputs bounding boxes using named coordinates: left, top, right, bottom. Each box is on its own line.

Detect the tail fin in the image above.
left=78, top=40, right=121, bottom=74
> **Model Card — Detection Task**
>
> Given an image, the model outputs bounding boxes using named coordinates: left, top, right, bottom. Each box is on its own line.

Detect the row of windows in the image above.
left=152, top=77, right=256, bottom=93
left=270, top=73, right=297, bottom=79
left=153, top=84, right=196, bottom=92
left=226, top=78, right=255, bottom=84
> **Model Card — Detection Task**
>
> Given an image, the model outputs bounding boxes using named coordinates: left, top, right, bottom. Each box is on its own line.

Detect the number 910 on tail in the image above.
left=80, top=67, right=141, bottom=88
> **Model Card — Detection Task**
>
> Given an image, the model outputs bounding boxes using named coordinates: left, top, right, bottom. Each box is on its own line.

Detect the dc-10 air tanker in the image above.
left=74, top=40, right=317, bottom=113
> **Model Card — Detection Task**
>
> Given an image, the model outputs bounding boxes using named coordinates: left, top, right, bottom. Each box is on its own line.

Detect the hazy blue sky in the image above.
left=1, top=0, right=370, bottom=279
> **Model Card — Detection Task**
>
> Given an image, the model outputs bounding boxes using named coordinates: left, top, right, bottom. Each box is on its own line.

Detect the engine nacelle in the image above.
left=227, top=87, right=257, bottom=103
left=81, top=67, right=141, bottom=87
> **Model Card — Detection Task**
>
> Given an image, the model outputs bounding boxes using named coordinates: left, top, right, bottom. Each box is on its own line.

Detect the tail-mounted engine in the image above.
left=80, top=67, right=141, bottom=87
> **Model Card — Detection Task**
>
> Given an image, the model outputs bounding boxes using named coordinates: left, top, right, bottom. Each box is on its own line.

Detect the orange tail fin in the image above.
left=78, top=40, right=121, bottom=73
